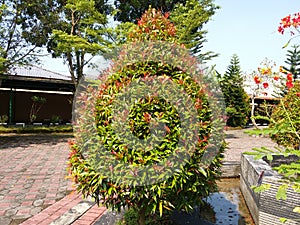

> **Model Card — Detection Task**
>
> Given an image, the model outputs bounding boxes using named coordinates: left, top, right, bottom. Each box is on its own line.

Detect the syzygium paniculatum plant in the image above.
left=69, top=7, right=225, bottom=225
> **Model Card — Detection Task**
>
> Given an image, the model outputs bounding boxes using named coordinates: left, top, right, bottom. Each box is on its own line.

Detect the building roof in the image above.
left=1, top=65, right=75, bottom=92
left=9, top=65, right=71, bottom=81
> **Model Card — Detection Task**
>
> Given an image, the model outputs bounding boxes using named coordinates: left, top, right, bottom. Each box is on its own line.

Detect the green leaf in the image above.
left=282, top=40, right=291, bottom=49
left=279, top=217, right=288, bottom=223
left=157, top=187, right=162, bottom=197
left=252, top=184, right=271, bottom=193
left=276, top=184, right=288, bottom=200
left=159, top=201, right=163, bottom=217
left=293, top=206, right=300, bottom=213
left=266, top=154, right=273, bottom=161
left=198, top=167, right=207, bottom=177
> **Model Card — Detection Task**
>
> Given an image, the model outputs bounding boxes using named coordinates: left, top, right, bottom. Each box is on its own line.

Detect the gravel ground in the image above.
left=224, top=127, right=279, bottom=161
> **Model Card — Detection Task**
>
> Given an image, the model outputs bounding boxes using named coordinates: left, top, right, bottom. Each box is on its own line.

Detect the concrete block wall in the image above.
left=240, top=154, right=300, bottom=225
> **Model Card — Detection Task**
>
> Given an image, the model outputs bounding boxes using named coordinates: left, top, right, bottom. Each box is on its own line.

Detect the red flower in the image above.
left=263, top=82, right=269, bottom=89
left=137, top=19, right=144, bottom=26
left=254, top=75, right=261, bottom=84
left=296, top=92, right=300, bottom=97
left=286, top=81, right=294, bottom=89
left=143, top=112, right=151, bottom=123
left=279, top=13, right=300, bottom=35
left=164, top=12, right=170, bottom=19
left=287, top=73, right=293, bottom=82
left=278, top=26, right=284, bottom=34
left=292, top=13, right=300, bottom=28
left=273, top=75, right=280, bottom=81
left=281, top=15, right=291, bottom=28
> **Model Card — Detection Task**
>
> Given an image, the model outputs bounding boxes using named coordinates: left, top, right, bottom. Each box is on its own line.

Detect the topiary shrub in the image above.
left=270, top=81, right=300, bottom=149
left=68, top=8, right=225, bottom=225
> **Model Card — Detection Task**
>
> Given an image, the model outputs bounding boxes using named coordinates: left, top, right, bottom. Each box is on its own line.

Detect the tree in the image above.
left=272, top=46, right=300, bottom=98
left=113, top=0, right=186, bottom=23
left=282, top=45, right=300, bottom=81
left=47, top=0, right=112, bottom=86
left=170, top=0, right=219, bottom=60
left=0, top=0, right=113, bottom=85
left=0, top=1, right=45, bottom=74
left=219, top=54, right=250, bottom=127
left=113, top=0, right=219, bottom=61
left=29, top=96, right=46, bottom=123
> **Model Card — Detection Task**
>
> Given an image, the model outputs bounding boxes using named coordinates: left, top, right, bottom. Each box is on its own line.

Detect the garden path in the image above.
left=0, top=128, right=278, bottom=224
left=224, top=127, right=279, bottom=161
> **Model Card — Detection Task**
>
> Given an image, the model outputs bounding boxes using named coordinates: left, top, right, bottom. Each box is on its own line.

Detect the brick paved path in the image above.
left=224, top=127, right=279, bottom=161
left=0, top=134, right=74, bottom=225
left=0, top=128, right=279, bottom=225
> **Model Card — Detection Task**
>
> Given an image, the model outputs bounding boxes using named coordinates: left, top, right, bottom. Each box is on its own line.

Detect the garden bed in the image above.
left=240, top=154, right=300, bottom=225
left=262, top=154, right=300, bottom=168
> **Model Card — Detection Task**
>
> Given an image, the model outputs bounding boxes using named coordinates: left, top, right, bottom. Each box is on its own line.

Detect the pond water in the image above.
left=170, top=178, right=254, bottom=225
left=95, top=178, right=255, bottom=225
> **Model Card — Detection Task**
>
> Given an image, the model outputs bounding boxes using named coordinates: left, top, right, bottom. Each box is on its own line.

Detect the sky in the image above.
left=41, top=0, right=300, bottom=76
left=202, top=0, right=300, bottom=74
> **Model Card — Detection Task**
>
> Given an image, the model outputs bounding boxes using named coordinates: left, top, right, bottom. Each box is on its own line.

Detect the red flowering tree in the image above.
left=278, top=12, right=300, bottom=47
left=272, top=11, right=300, bottom=148
left=247, top=59, right=284, bottom=128
left=248, top=15, right=300, bottom=222
left=246, top=13, right=300, bottom=224
left=269, top=81, right=300, bottom=149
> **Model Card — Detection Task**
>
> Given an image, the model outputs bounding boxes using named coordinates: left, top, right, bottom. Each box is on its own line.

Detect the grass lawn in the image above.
left=243, top=127, right=274, bottom=136
left=0, top=125, right=73, bottom=134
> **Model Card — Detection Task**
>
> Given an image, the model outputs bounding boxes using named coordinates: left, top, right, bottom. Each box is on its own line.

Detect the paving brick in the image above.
left=0, top=134, right=73, bottom=224
left=21, top=201, right=33, bottom=207
left=0, top=134, right=107, bottom=225
left=4, top=208, right=18, bottom=217
left=0, top=210, right=5, bottom=216
left=16, top=209, right=32, bottom=215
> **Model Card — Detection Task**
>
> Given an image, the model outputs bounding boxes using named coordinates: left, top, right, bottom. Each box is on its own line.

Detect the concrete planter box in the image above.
left=240, top=154, right=300, bottom=225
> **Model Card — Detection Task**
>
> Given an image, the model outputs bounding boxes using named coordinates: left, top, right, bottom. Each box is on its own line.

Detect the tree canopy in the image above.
left=0, top=0, right=113, bottom=84
left=0, top=1, right=47, bottom=73
left=113, top=0, right=186, bottom=23
left=219, top=54, right=250, bottom=127
left=170, top=0, right=219, bottom=60
left=282, top=45, right=300, bottom=81
left=113, top=0, right=220, bottom=61
left=47, top=0, right=112, bottom=85
left=0, top=0, right=219, bottom=84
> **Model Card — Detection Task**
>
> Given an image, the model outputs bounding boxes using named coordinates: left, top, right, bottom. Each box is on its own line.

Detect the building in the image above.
left=0, top=65, right=75, bottom=124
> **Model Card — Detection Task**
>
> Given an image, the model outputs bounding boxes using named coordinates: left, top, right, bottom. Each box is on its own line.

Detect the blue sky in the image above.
left=202, top=0, right=300, bottom=74
left=42, top=0, right=300, bottom=76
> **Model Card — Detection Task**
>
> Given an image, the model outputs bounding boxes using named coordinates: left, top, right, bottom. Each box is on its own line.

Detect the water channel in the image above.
left=170, top=178, right=254, bottom=225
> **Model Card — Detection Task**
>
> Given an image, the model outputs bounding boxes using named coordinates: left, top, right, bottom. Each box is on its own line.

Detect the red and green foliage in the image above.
left=68, top=8, right=225, bottom=225
left=128, top=8, right=176, bottom=42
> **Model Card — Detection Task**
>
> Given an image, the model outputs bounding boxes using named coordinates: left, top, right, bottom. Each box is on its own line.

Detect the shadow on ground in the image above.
left=0, top=134, right=74, bottom=150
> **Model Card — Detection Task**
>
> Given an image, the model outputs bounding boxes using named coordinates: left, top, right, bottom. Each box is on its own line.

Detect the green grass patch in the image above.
left=243, top=127, right=274, bottom=136
left=0, top=125, right=73, bottom=134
